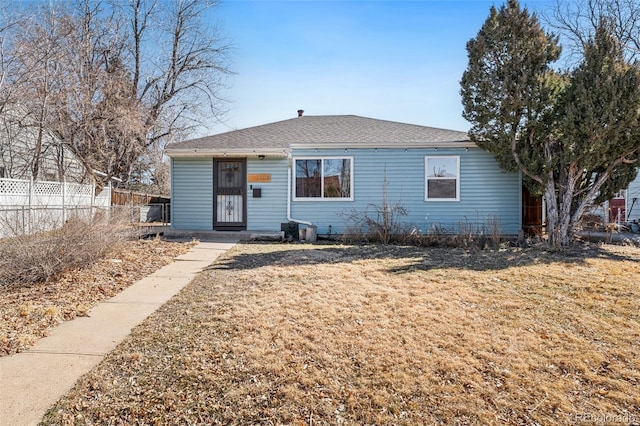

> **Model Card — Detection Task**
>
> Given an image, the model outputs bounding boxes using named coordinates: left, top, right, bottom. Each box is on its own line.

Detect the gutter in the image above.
left=289, top=141, right=476, bottom=149
left=628, top=197, right=637, bottom=221
left=286, top=153, right=313, bottom=227
left=165, top=148, right=288, bottom=158
left=92, top=169, right=122, bottom=183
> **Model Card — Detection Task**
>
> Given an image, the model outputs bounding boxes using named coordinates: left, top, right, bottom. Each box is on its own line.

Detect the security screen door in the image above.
left=213, top=159, right=246, bottom=230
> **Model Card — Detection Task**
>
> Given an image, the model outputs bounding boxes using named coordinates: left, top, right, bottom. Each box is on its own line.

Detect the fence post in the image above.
left=62, top=178, right=66, bottom=224
left=28, top=177, right=33, bottom=234
left=91, top=180, right=96, bottom=220
left=107, top=181, right=112, bottom=221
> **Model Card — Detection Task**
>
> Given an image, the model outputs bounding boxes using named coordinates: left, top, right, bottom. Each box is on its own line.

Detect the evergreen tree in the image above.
left=553, top=22, right=640, bottom=242
left=461, top=0, right=567, bottom=204
left=461, top=0, right=640, bottom=247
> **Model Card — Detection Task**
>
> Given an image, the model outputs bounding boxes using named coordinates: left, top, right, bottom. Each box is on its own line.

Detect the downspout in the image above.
left=628, top=197, right=637, bottom=222
left=286, top=152, right=313, bottom=226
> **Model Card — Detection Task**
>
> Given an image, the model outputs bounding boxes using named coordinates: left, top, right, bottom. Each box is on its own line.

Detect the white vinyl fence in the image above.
left=0, top=178, right=111, bottom=238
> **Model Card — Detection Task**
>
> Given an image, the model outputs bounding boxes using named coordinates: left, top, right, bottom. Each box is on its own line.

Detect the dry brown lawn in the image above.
left=43, top=242, right=640, bottom=425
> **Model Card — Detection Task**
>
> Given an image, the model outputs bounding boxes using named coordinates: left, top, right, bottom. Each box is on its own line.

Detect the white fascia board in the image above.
left=289, top=141, right=477, bottom=149
left=165, top=148, right=290, bottom=158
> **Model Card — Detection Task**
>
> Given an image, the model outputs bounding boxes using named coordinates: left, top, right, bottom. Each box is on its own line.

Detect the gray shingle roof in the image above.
left=166, top=115, right=470, bottom=152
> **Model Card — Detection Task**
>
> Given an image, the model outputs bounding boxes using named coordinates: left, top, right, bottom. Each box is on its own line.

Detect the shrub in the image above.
left=341, top=201, right=409, bottom=244
left=342, top=208, right=503, bottom=249
left=0, top=209, right=140, bottom=287
left=340, top=170, right=411, bottom=244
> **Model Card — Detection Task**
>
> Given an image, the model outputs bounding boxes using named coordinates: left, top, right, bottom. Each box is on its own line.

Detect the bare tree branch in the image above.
left=1, top=0, right=231, bottom=189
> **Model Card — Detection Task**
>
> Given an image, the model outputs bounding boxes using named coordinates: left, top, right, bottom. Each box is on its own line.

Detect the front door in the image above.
left=214, top=158, right=247, bottom=230
left=609, top=197, right=626, bottom=223
left=522, top=187, right=543, bottom=236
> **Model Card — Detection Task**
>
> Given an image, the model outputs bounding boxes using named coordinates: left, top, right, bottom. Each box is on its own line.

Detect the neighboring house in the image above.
left=165, top=114, right=524, bottom=236
left=628, top=172, right=640, bottom=223
left=0, top=107, right=85, bottom=182
left=608, top=171, right=640, bottom=224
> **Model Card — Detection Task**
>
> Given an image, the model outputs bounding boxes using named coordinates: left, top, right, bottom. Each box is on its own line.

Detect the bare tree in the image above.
left=15, top=11, right=64, bottom=180
left=0, top=10, right=26, bottom=115
left=1, top=7, right=84, bottom=181
left=46, top=0, right=146, bottom=186
left=545, top=0, right=640, bottom=62
left=125, top=0, right=231, bottom=146
left=1, top=0, right=231, bottom=187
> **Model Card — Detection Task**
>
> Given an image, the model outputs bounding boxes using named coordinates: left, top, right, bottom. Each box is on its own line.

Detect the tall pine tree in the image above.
left=553, top=22, right=640, bottom=243
left=461, top=0, right=640, bottom=247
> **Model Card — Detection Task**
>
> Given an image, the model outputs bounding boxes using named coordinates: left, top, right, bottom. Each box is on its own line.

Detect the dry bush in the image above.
left=407, top=217, right=503, bottom=249
left=340, top=201, right=410, bottom=244
left=341, top=170, right=416, bottom=244
left=341, top=171, right=410, bottom=244
left=578, top=212, right=604, bottom=231
left=343, top=212, right=503, bottom=250
left=0, top=209, right=140, bottom=287
left=449, top=215, right=501, bottom=249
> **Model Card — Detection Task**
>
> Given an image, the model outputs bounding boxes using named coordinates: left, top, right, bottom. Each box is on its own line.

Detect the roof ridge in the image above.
left=289, top=114, right=468, bottom=133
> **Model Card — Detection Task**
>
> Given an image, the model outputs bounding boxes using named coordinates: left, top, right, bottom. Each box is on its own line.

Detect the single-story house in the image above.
left=165, top=113, right=526, bottom=237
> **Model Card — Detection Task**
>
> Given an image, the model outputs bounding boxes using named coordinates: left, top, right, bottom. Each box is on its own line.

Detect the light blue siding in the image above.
left=171, top=157, right=213, bottom=230
left=627, top=170, right=640, bottom=222
left=170, top=147, right=522, bottom=235
left=246, top=157, right=288, bottom=230
left=290, top=147, right=522, bottom=235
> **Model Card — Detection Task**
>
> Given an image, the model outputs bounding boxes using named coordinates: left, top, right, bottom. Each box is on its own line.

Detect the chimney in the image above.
left=297, top=109, right=304, bottom=117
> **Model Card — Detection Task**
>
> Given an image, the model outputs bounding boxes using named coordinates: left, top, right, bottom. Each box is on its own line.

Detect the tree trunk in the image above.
left=32, top=96, right=49, bottom=181
left=544, top=180, right=560, bottom=247
left=555, top=213, right=573, bottom=247
left=545, top=171, right=580, bottom=248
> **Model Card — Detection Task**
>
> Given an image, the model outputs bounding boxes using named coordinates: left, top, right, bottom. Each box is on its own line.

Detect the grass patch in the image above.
left=43, top=242, right=640, bottom=425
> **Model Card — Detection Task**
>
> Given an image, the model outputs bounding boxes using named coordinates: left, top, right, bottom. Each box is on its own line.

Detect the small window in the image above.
left=613, top=189, right=626, bottom=199
left=425, top=156, right=459, bottom=201
left=294, top=157, right=353, bottom=200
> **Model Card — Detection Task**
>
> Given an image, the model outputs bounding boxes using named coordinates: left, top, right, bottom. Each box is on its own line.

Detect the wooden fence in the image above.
left=110, top=188, right=170, bottom=224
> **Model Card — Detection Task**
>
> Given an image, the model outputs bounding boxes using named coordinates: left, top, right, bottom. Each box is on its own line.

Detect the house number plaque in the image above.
left=248, top=173, right=271, bottom=183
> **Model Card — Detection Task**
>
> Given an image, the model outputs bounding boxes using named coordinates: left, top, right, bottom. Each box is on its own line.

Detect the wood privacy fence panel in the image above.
left=111, top=189, right=154, bottom=206
left=110, top=188, right=170, bottom=224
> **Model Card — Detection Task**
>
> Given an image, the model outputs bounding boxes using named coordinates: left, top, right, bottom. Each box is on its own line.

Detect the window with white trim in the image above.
left=294, top=157, right=353, bottom=200
left=613, top=189, right=626, bottom=199
left=425, top=156, right=460, bottom=201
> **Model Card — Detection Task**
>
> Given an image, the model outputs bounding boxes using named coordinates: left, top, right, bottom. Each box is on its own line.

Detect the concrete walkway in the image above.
left=0, top=240, right=237, bottom=426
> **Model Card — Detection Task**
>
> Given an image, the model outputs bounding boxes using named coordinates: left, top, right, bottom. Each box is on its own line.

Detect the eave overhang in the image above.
left=165, top=148, right=290, bottom=158
left=166, top=141, right=477, bottom=158
left=289, top=141, right=477, bottom=149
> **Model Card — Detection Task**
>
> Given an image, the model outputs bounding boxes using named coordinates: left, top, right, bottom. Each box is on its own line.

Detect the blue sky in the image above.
left=207, top=0, right=552, bottom=135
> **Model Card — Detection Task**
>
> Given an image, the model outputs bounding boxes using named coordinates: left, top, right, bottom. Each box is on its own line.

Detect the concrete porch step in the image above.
left=163, top=229, right=284, bottom=241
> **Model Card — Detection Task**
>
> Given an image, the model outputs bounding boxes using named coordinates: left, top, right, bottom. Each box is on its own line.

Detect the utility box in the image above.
left=306, top=225, right=318, bottom=242
left=252, top=188, right=262, bottom=198
left=280, top=221, right=299, bottom=239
